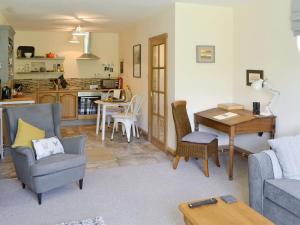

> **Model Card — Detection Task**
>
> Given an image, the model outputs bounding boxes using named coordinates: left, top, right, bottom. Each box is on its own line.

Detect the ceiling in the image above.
left=0, top=0, right=250, bottom=32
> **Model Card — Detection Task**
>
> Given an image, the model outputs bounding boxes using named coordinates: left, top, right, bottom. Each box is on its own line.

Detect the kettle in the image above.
left=2, top=86, right=11, bottom=99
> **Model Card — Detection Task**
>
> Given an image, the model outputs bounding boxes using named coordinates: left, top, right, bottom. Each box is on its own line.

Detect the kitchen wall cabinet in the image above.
left=59, top=92, right=78, bottom=120
left=38, top=91, right=78, bottom=120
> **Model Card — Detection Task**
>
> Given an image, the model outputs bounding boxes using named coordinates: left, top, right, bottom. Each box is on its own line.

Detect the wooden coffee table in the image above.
left=179, top=198, right=274, bottom=225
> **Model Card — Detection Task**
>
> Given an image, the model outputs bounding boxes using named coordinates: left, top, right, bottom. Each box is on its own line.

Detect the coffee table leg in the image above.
left=228, top=127, right=235, bottom=180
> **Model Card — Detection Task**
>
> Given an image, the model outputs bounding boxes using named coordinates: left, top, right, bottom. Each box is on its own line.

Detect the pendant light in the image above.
left=72, top=25, right=86, bottom=36
left=69, top=35, right=80, bottom=44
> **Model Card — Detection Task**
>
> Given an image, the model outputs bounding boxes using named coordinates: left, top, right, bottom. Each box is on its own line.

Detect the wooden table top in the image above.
left=194, top=108, right=275, bottom=126
left=179, top=198, right=274, bottom=225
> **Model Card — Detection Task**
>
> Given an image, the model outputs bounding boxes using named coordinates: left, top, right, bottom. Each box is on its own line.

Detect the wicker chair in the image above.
left=171, top=101, right=220, bottom=177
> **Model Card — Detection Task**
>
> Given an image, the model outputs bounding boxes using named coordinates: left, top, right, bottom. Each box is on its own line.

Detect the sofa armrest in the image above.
left=13, top=147, right=36, bottom=166
left=10, top=147, right=36, bottom=186
left=62, top=135, right=87, bottom=155
left=248, top=152, right=274, bottom=214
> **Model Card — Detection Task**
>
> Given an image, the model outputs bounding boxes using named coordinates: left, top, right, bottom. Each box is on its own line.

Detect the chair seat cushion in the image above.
left=264, top=179, right=300, bottom=216
left=31, top=153, right=86, bottom=177
left=182, top=132, right=217, bottom=144
left=112, top=112, right=137, bottom=120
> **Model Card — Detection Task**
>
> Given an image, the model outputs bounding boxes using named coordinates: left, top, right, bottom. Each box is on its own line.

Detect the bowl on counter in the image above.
left=24, top=52, right=32, bottom=58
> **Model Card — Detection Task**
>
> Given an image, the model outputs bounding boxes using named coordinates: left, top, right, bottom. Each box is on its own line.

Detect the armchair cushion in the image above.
left=62, top=135, right=87, bottom=155
left=264, top=179, right=300, bottom=216
left=32, top=136, right=64, bottom=160
left=12, top=119, right=45, bottom=148
left=31, top=153, right=86, bottom=177
left=182, top=131, right=217, bottom=144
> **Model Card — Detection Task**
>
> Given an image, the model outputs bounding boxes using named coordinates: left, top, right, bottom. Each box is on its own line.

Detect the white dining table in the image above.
left=94, top=100, right=130, bottom=141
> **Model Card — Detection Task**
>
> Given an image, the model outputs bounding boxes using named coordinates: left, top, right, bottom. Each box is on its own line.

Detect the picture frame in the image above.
left=133, top=44, right=141, bottom=78
left=246, top=70, right=264, bottom=86
left=120, top=61, right=124, bottom=74
left=196, top=45, right=215, bottom=63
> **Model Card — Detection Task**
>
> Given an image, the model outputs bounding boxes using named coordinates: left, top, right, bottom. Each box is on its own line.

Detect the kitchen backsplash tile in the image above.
left=14, top=78, right=102, bottom=93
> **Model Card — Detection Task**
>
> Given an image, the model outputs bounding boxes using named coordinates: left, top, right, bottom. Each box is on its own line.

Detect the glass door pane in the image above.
left=159, top=44, right=165, bottom=67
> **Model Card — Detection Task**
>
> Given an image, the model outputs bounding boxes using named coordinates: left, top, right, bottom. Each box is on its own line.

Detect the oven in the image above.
left=78, top=92, right=103, bottom=115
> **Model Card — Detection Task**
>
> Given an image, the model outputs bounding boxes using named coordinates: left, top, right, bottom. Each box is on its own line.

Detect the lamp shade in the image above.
left=72, top=25, right=86, bottom=36
left=69, top=35, right=80, bottom=44
left=251, top=79, right=264, bottom=90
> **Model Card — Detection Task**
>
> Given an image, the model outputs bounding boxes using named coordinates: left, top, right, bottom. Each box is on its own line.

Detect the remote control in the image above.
left=188, top=198, right=218, bottom=208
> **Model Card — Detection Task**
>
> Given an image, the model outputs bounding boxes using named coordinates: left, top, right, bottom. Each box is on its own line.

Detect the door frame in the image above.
left=148, top=33, right=168, bottom=150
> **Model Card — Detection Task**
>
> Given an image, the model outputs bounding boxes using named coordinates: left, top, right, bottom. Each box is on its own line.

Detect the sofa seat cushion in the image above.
left=264, top=179, right=300, bottom=216
left=31, top=153, right=86, bottom=177
left=182, top=132, right=217, bottom=144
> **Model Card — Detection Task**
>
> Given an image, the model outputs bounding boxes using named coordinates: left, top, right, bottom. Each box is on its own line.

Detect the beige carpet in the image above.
left=0, top=153, right=248, bottom=225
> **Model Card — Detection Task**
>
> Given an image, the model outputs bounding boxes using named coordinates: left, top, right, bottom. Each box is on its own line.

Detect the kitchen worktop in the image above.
left=0, top=95, right=35, bottom=105
left=37, top=88, right=110, bottom=93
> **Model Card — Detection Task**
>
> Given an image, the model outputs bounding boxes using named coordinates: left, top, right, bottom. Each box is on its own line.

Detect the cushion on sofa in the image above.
left=268, top=135, right=300, bottom=180
left=182, top=132, right=217, bottom=144
left=30, top=153, right=86, bottom=177
left=264, top=179, right=300, bottom=216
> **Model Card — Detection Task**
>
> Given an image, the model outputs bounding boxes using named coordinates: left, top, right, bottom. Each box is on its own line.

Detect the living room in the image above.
left=0, top=0, right=299, bottom=225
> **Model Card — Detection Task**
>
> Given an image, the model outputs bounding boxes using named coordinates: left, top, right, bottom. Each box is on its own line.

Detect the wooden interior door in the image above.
left=149, top=34, right=167, bottom=150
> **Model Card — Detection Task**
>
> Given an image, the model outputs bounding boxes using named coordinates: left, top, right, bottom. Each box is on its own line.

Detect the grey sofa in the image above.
left=6, top=103, right=87, bottom=205
left=249, top=152, right=300, bottom=225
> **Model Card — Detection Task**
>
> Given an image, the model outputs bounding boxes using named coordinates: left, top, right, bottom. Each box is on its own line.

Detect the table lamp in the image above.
left=251, top=79, right=280, bottom=116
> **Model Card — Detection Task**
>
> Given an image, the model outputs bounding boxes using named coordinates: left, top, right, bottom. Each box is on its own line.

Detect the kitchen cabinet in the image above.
left=38, top=92, right=57, bottom=104
left=37, top=91, right=78, bottom=120
left=59, top=92, right=78, bottom=120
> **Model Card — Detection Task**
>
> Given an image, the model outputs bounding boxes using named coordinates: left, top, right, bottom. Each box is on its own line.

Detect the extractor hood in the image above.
left=77, top=32, right=99, bottom=60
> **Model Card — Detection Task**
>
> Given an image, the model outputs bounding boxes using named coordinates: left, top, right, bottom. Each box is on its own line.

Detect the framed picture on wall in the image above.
left=133, top=44, right=141, bottom=78
left=196, top=45, right=215, bottom=63
left=246, top=70, right=264, bottom=86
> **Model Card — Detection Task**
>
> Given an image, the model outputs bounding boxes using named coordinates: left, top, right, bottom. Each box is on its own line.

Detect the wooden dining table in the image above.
left=194, top=108, right=276, bottom=180
left=94, top=100, right=130, bottom=141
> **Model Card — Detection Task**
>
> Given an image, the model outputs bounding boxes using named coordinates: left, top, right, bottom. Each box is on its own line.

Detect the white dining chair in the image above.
left=111, top=95, right=144, bottom=143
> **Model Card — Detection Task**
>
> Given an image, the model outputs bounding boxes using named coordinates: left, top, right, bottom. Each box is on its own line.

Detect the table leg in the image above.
left=102, top=105, right=106, bottom=141
left=96, top=104, right=101, bottom=135
left=228, top=127, right=235, bottom=180
left=270, top=118, right=276, bottom=139
left=0, top=108, right=3, bottom=159
left=194, top=120, right=199, bottom=132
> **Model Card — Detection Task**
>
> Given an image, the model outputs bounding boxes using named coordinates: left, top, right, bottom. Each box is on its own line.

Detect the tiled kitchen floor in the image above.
left=0, top=125, right=172, bottom=180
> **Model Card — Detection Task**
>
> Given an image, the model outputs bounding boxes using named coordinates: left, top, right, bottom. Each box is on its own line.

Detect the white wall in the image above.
left=233, top=0, right=300, bottom=152
left=119, top=6, right=175, bottom=148
left=14, top=31, right=119, bottom=79
left=174, top=3, right=234, bottom=148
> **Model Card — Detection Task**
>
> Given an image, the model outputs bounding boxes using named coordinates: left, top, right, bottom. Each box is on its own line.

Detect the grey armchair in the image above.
left=6, top=103, right=87, bottom=205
